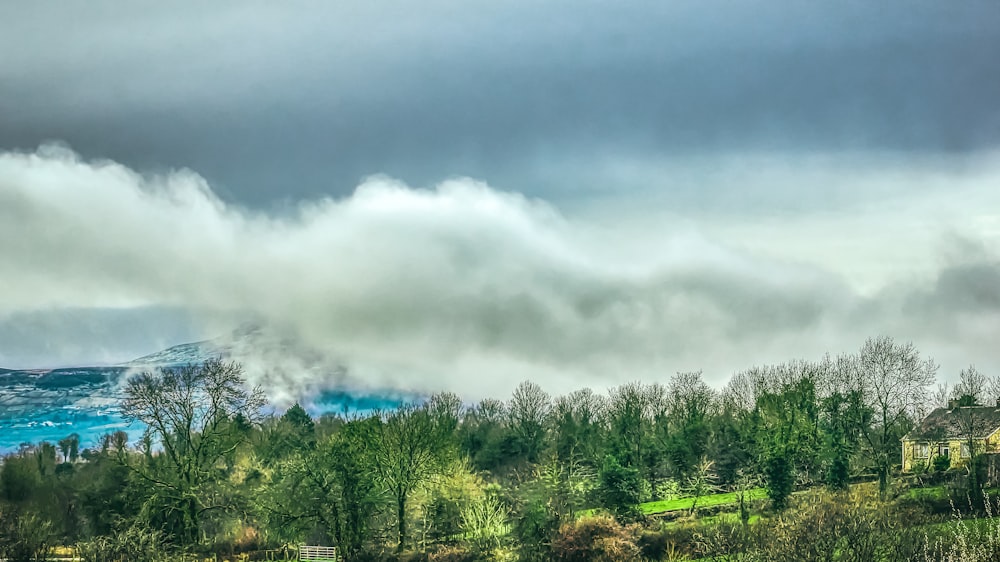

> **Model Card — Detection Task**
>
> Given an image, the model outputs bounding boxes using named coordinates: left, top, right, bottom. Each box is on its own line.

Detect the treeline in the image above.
left=0, top=335, right=991, bottom=561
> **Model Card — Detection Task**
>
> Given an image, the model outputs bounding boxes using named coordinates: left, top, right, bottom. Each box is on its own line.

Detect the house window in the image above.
left=915, top=443, right=929, bottom=459
left=961, top=442, right=971, bottom=458
left=939, top=443, right=950, bottom=457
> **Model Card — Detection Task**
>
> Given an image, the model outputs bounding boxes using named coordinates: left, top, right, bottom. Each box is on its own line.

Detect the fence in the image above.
left=299, top=545, right=338, bottom=561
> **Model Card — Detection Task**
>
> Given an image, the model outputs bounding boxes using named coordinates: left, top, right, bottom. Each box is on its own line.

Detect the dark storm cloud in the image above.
left=1, top=1, right=997, bottom=207
left=901, top=235, right=1000, bottom=318
left=2, top=3, right=1000, bottom=398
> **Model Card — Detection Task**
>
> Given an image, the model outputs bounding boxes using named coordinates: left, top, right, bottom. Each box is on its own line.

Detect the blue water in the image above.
left=0, top=366, right=406, bottom=453
left=0, top=366, right=134, bottom=452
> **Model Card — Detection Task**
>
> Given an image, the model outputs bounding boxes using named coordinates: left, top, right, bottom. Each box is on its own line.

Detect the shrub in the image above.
left=550, top=515, right=641, bottom=562
left=636, top=527, right=670, bottom=560
left=826, top=452, right=850, bottom=491
left=511, top=499, right=559, bottom=562
left=0, top=509, right=53, bottom=562
left=597, top=456, right=644, bottom=522
left=933, top=454, right=951, bottom=473
left=461, top=494, right=510, bottom=555
left=695, top=490, right=913, bottom=561
left=920, top=496, right=1000, bottom=561
left=637, top=523, right=700, bottom=561
left=76, top=525, right=168, bottom=562
left=763, top=452, right=794, bottom=510
left=426, top=545, right=478, bottom=562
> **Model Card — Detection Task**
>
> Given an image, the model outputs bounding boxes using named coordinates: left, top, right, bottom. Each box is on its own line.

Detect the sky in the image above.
left=1, top=1, right=999, bottom=400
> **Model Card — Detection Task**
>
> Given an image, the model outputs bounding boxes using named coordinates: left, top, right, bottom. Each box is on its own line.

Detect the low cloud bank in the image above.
left=2, top=146, right=999, bottom=403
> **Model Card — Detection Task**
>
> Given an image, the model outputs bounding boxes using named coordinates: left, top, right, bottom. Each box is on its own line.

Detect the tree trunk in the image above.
left=396, top=492, right=407, bottom=553
left=186, top=496, right=200, bottom=545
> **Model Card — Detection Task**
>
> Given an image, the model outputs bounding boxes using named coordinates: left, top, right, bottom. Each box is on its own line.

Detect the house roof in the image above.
left=904, top=406, right=1000, bottom=442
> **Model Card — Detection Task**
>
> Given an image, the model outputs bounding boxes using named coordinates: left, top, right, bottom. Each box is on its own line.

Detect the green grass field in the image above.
left=640, top=488, right=768, bottom=515
left=580, top=487, right=768, bottom=518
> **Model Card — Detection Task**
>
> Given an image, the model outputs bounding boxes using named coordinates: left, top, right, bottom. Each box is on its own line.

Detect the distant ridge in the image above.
left=126, top=325, right=262, bottom=367
left=126, top=339, right=224, bottom=366
left=1, top=324, right=405, bottom=452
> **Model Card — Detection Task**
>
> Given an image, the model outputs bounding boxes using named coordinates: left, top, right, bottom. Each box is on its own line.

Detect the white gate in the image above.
left=299, top=544, right=338, bottom=561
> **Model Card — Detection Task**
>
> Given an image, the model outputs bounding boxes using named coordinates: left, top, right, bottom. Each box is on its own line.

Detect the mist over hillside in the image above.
left=0, top=327, right=408, bottom=451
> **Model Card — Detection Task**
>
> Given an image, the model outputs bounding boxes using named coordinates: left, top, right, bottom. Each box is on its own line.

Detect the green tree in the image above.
left=763, top=448, right=794, bottom=510
left=0, top=454, right=39, bottom=505
left=664, top=372, right=716, bottom=477
left=596, top=455, right=643, bottom=521
left=820, top=388, right=869, bottom=490
left=328, top=417, right=382, bottom=556
left=373, top=403, right=453, bottom=553
left=508, top=381, right=551, bottom=464
left=551, top=388, right=606, bottom=469
left=606, top=382, right=662, bottom=472
left=753, top=375, right=821, bottom=508
left=57, top=434, right=80, bottom=464
left=0, top=508, right=53, bottom=562
left=458, top=398, right=511, bottom=472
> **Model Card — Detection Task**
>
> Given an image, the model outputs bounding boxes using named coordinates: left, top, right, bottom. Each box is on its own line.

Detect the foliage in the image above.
left=0, top=508, right=53, bottom=562
left=373, top=400, right=455, bottom=552
left=412, top=460, right=488, bottom=548
left=696, top=489, right=921, bottom=561
left=424, top=545, right=478, bottom=562
left=933, top=454, right=952, bottom=473
left=509, top=490, right=560, bottom=562
left=460, top=491, right=510, bottom=556
left=922, top=497, right=1000, bottom=561
left=119, top=359, right=265, bottom=545
left=4, top=337, right=999, bottom=559
left=684, top=457, right=721, bottom=516
left=75, top=525, right=168, bottom=562
left=596, top=455, right=644, bottom=522
left=763, top=450, right=795, bottom=510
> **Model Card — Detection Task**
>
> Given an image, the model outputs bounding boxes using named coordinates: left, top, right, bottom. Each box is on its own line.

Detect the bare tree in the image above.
left=950, top=365, right=999, bottom=506
left=685, top=457, right=720, bottom=516
left=931, top=383, right=952, bottom=410
left=667, top=371, right=716, bottom=422
left=120, top=359, right=266, bottom=544
left=851, top=336, right=937, bottom=495
left=955, top=365, right=989, bottom=405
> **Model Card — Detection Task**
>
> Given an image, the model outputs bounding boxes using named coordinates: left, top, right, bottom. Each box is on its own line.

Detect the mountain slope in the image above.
left=1, top=326, right=405, bottom=451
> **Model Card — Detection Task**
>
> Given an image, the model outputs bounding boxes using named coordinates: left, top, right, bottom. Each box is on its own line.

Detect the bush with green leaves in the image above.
left=75, top=525, right=169, bottom=562
left=460, top=493, right=510, bottom=555
left=0, top=509, right=53, bottom=562
left=597, top=455, right=644, bottom=521
left=933, top=454, right=952, bottom=473
left=694, top=489, right=932, bottom=561
left=764, top=451, right=795, bottom=510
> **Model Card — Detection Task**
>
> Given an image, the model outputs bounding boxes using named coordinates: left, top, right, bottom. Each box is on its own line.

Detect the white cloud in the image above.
left=2, top=145, right=1000, bottom=403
